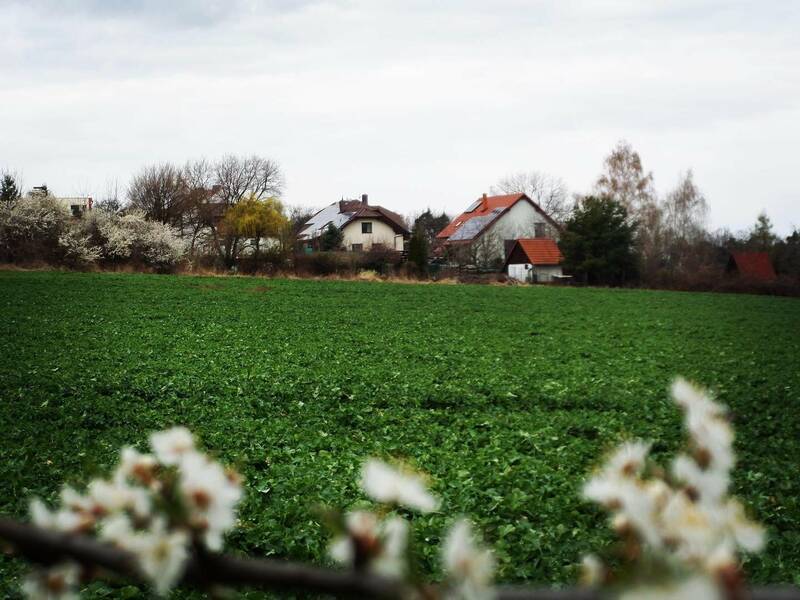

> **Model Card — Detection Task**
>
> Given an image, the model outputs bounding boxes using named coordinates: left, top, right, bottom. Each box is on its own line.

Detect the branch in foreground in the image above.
left=1, top=517, right=798, bottom=600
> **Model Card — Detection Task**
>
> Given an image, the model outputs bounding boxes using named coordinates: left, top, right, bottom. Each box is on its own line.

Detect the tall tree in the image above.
left=127, top=163, right=187, bottom=227
left=220, top=195, right=288, bottom=258
left=594, top=140, right=656, bottom=218
left=559, top=196, right=639, bottom=286
left=492, top=171, right=570, bottom=223
left=662, top=170, right=708, bottom=272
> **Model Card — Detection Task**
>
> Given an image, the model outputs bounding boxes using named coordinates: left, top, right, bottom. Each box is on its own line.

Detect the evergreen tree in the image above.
left=1, top=174, right=21, bottom=207
left=747, top=212, right=777, bottom=251
left=408, top=225, right=429, bottom=277
left=320, top=223, right=344, bottom=251
left=559, top=196, right=639, bottom=286
left=413, top=209, right=450, bottom=245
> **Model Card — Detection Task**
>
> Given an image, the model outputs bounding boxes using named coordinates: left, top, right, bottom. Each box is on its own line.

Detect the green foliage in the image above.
left=413, top=209, right=450, bottom=245
left=408, top=226, right=429, bottom=276
left=748, top=212, right=778, bottom=252
left=559, top=196, right=639, bottom=286
left=1, top=173, right=21, bottom=207
left=320, top=223, right=344, bottom=251
left=1, top=271, right=799, bottom=597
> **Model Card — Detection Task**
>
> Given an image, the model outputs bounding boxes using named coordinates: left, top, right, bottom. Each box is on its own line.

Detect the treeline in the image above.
left=494, top=141, right=799, bottom=293
left=0, top=156, right=316, bottom=273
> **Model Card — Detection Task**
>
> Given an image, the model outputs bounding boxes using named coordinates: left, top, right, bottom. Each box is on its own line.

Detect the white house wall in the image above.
left=476, top=201, right=557, bottom=265
left=341, top=219, right=403, bottom=251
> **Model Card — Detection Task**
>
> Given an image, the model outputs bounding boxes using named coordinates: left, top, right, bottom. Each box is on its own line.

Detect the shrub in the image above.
left=0, top=195, right=69, bottom=263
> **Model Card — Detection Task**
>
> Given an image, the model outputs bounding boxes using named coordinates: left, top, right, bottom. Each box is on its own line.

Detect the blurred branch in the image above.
left=1, top=518, right=798, bottom=600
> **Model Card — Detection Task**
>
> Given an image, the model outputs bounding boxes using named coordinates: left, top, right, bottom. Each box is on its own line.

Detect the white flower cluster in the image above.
left=328, top=459, right=494, bottom=599
left=582, top=377, right=765, bottom=594
left=25, top=427, right=242, bottom=598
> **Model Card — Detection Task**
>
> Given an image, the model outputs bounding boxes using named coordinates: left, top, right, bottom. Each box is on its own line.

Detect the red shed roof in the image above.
left=505, top=238, right=563, bottom=267
left=727, top=252, right=776, bottom=281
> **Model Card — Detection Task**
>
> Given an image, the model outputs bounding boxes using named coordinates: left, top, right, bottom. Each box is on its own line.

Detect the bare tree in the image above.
left=663, top=170, right=708, bottom=243
left=214, top=155, right=284, bottom=206
left=594, top=140, right=656, bottom=218
left=127, top=163, right=187, bottom=226
left=492, top=171, right=571, bottom=224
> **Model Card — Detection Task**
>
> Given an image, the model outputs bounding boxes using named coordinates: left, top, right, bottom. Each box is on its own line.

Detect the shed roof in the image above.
left=727, top=252, right=776, bottom=281
left=504, top=238, right=563, bottom=267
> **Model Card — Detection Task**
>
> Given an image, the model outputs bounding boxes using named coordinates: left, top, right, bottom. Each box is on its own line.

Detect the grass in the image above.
left=1, top=270, right=799, bottom=597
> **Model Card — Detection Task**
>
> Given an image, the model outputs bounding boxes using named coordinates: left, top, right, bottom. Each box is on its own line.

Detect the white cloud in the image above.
left=0, top=0, right=798, bottom=233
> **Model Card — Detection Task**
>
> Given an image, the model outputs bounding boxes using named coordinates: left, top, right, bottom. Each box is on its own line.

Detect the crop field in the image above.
left=1, top=270, right=800, bottom=596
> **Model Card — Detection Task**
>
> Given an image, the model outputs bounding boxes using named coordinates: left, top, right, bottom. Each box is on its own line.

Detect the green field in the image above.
left=1, top=270, right=800, bottom=595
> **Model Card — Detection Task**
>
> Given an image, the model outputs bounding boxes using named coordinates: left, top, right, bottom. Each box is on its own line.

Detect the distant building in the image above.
left=56, top=197, right=93, bottom=218
left=297, top=194, right=409, bottom=252
left=503, top=238, right=564, bottom=282
left=726, top=251, right=777, bottom=281
left=436, top=193, right=561, bottom=268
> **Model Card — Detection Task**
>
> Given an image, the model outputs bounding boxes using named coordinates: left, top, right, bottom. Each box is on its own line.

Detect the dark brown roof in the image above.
left=345, top=205, right=410, bottom=235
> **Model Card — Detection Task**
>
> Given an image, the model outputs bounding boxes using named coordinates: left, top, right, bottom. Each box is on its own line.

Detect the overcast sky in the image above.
left=1, top=0, right=798, bottom=234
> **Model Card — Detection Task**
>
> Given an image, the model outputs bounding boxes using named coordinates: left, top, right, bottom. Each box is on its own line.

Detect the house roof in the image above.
left=727, top=251, right=776, bottom=281
left=504, top=238, right=563, bottom=267
left=346, top=205, right=410, bottom=235
left=297, top=199, right=409, bottom=239
left=436, top=193, right=561, bottom=242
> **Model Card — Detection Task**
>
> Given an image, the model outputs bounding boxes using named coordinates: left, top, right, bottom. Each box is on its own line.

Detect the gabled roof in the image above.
left=297, top=199, right=409, bottom=239
left=727, top=252, right=776, bottom=281
left=503, top=238, right=563, bottom=268
left=347, top=205, right=410, bottom=235
left=436, top=193, right=560, bottom=242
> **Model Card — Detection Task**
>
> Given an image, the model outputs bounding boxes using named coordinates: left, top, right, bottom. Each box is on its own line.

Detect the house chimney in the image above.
left=361, top=193, right=368, bottom=205
left=87, top=197, right=93, bottom=211
left=481, top=192, right=488, bottom=208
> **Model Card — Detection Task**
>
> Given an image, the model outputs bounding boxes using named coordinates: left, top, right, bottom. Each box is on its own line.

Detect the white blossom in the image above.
left=360, top=459, right=438, bottom=513
left=117, top=446, right=158, bottom=485
left=21, top=562, right=80, bottom=600
left=150, top=427, right=195, bottom=466
left=580, top=554, right=604, bottom=587
left=328, top=511, right=409, bottom=577
left=443, top=519, right=495, bottom=600
left=126, top=518, right=189, bottom=595
left=177, top=450, right=243, bottom=550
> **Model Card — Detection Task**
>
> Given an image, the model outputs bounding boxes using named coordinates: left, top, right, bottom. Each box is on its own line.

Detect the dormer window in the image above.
left=361, top=222, right=373, bottom=234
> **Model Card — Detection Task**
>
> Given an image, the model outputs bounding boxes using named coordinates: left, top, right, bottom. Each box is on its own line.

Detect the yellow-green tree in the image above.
left=221, top=195, right=289, bottom=258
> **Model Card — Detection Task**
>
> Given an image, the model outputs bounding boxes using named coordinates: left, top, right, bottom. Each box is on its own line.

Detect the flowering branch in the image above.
left=3, top=518, right=800, bottom=599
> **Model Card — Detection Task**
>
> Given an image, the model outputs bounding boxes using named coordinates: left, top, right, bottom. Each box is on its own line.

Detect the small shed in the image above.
left=503, top=238, right=563, bottom=283
left=726, top=252, right=776, bottom=282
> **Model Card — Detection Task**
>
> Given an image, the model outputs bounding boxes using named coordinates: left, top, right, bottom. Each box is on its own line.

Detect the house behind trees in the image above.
left=435, top=193, right=561, bottom=269
left=296, top=194, right=409, bottom=252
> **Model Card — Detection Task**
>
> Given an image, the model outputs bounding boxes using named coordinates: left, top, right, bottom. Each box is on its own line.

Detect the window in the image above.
left=361, top=222, right=372, bottom=234
left=70, top=205, right=82, bottom=218
left=351, top=243, right=363, bottom=252
left=534, top=222, right=546, bottom=238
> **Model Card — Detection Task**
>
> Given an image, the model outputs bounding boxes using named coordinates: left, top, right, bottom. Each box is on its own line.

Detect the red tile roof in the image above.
left=728, top=252, right=776, bottom=281
left=437, top=193, right=525, bottom=239
left=513, top=238, right=563, bottom=266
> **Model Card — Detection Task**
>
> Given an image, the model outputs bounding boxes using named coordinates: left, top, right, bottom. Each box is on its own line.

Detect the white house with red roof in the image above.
left=436, top=193, right=561, bottom=268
